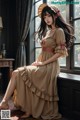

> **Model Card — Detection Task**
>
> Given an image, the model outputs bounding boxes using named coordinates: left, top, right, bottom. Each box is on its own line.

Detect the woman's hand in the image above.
left=31, top=61, right=44, bottom=66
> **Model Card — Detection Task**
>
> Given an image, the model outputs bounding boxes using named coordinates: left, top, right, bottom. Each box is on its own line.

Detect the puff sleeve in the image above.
left=55, top=28, right=68, bottom=57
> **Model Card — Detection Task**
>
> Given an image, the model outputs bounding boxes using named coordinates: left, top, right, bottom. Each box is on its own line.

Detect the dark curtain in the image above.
left=15, top=0, right=33, bottom=68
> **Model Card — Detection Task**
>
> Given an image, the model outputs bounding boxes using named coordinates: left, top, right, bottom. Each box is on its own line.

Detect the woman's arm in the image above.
left=31, top=52, right=61, bottom=66
left=43, top=52, right=61, bottom=65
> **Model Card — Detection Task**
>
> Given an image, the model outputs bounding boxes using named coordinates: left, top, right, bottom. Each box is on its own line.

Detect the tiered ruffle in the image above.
left=19, top=67, right=59, bottom=102
left=55, top=44, right=68, bottom=57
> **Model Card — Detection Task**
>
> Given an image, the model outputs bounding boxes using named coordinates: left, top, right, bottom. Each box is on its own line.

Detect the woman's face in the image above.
left=43, top=12, right=53, bottom=25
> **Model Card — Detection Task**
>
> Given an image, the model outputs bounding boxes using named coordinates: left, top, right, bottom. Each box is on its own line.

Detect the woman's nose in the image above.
left=46, top=18, right=48, bottom=21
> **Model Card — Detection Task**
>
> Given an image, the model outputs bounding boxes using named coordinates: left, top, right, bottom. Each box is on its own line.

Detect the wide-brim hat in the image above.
left=38, top=3, right=60, bottom=18
left=38, top=3, right=47, bottom=17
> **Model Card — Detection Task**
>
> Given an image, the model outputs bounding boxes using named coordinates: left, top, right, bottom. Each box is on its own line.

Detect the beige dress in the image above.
left=13, top=28, right=68, bottom=119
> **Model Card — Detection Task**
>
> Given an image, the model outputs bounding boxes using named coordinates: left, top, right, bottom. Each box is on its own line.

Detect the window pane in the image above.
left=35, top=0, right=43, bottom=16
left=47, top=0, right=66, bottom=21
left=74, top=0, right=80, bottom=18
left=47, top=0, right=66, bottom=66
left=74, top=20, right=80, bottom=43
left=35, top=41, right=41, bottom=47
left=35, top=1, right=43, bottom=47
left=35, top=48, right=42, bottom=59
left=59, top=57, right=66, bottom=66
left=35, top=0, right=43, bottom=29
left=74, top=45, right=80, bottom=67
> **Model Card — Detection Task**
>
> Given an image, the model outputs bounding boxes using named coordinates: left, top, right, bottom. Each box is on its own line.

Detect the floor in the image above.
left=0, top=94, right=73, bottom=120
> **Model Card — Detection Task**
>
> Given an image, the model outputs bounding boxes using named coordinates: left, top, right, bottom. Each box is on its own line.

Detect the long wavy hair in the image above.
left=37, top=6, right=75, bottom=49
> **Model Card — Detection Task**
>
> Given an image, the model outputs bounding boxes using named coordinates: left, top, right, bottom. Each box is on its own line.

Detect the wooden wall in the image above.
left=0, top=0, right=30, bottom=66
left=58, top=73, right=80, bottom=120
left=0, top=0, right=19, bottom=59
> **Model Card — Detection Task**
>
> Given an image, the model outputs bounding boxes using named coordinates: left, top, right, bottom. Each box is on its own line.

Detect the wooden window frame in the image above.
left=30, top=0, right=80, bottom=74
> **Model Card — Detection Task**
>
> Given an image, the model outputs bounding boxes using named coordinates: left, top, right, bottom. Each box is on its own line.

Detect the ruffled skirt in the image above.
left=13, top=64, right=61, bottom=119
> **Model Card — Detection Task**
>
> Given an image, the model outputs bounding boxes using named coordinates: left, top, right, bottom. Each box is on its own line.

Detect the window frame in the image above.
left=32, top=0, right=80, bottom=74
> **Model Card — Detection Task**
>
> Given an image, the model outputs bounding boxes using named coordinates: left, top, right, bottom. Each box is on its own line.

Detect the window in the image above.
left=34, top=0, right=80, bottom=74
left=73, top=0, right=80, bottom=68
left=47, top=0, right=67, bottom=67
left=34, top=0, right=43, bottom=59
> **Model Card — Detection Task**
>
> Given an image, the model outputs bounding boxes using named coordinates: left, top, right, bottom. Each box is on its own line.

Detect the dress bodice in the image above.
left=41, top=29, right=56, bottom=49
left=37, top=28, right=68, bottom=62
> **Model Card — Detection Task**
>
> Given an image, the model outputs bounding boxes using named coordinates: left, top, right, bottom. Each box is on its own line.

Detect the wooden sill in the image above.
left=58, top=72, right=80, bottom=81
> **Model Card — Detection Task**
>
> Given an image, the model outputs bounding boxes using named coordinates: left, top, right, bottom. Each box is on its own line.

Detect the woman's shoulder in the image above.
left=55, top=28, right=65, bottom=37
left=56, top=27, right=64, bottom=33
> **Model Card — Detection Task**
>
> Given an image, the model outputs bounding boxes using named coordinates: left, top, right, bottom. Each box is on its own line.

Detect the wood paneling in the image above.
left=0, top=0, right=18, bottom=59
left=58, top=73, right=80, bottom=120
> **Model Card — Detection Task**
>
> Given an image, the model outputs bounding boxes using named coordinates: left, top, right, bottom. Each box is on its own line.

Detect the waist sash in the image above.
left=42, top=47, right=54, bottom=53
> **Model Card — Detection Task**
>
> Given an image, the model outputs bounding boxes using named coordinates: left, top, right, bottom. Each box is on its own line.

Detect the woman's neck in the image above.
left=51, top=25, right=56, bottom=30
left=51, top=24, right=56, bottom=30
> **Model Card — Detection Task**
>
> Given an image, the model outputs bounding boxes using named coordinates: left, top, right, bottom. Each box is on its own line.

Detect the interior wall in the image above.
left=0, top=0, right=30, bottom=66
left=0, top=0, right=18, bottom=59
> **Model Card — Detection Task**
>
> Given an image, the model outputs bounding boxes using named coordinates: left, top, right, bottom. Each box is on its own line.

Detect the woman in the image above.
left=0, top=4, right=75, bottom=119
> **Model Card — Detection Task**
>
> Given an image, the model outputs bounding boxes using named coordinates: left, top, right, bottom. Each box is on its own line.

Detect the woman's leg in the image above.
left=0, top=68, right=31, bottom=117
left=0, top=69, right=18, bottom=109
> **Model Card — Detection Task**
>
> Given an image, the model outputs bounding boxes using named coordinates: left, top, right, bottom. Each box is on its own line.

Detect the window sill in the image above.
left=60, top=68, right=80, bottom=75
left=58, top=72, right=80, bottom=81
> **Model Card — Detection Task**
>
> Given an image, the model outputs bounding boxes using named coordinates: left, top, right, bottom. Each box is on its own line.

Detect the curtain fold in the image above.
left=15, top=0, right=33, bottom=68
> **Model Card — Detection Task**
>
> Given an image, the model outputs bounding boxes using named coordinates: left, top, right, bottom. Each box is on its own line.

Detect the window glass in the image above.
left=74, top=0, right=80, bottom=18
left=34, top=0, right=80, bottom=72
left=47, top=0, right=66, bottom=21
left=35, top=48, right=42, bottom=60
left=59, top=57, right=66, bottom=67
left=73, top=0, right=80, bottom=68
left=74, top=45, right=80, bottom=67
left=47, top=0, right=66, bottom=66
left=74, top=20, right=80, bottom=43
left=35, top=0, right=43, bottom=48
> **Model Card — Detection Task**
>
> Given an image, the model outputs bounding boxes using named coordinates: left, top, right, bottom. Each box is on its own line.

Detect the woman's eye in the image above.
left=48, top=15, right=51, bottom=17
left=44, top=17, right=46, bottom=19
